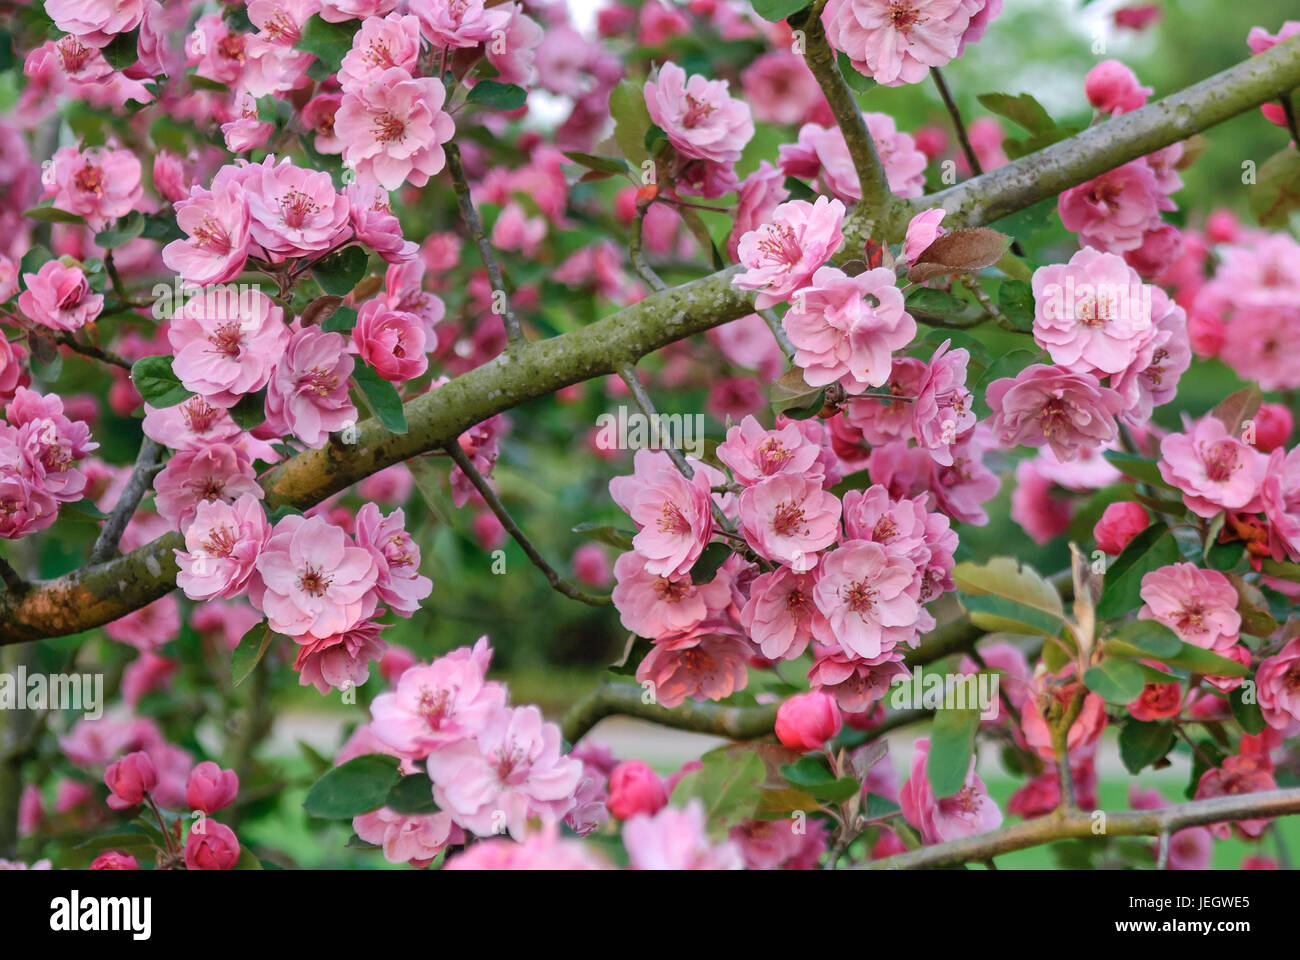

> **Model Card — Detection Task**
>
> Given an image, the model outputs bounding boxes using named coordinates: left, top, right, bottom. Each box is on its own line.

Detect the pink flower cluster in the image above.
left=779, top=113, right=928, bottom=202
left=0, top=387, right=98, bottom=538
left=823, top=0, right=1002, bottom=86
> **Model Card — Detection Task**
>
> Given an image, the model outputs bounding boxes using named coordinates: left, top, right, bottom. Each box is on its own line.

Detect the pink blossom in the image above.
left=644, top=61, right=754, bottom=166
left=807, top=648, right=909, bottom=712
left=737, top=474, right=842, bottom=571
left=1084, top=60, right=1153, bottom=114
left=823, top=0, right=975, bottom=86
left=242, top=156, right=352, bottom=261
left=775, top=691, right=843, bottom=751
left=43, top=144, right=143, bottom=231
left=623, top=800, right=745, bottom=869
left=413, top=0, right=512, bottom=49
left=986, top=364, right=1125, bottom=460
left=1157, top=416, right=1265, bottom=518
left=444, top=827, right=610, bottom=870
left=142, top=396, right=245, bottom=452
left=606, top=761, right=668, bottom=820
left=251, top=513, right=378, bottom=639
left=733, top=197, right=845, bottom=310
left=294, top=617, right=388, bottom=694
left=841, top=483, right=956, bottom=602
left=353, top=807, right=463, bottom=866
left=1262, top=447, right=1300, bottom=561
left=782, top=265, right=915, bottom=392
left=739, top=566, right=827, bottom=660
left=354, top=503, right=432, bottom=616
left=1195, top=754, right=1277, bottom=840
left=352, top=299, right=428, bottom=382
left=336, top=68, right=455, bottom=191
left=319, top=0, right=397, bottom=22
left=1256, top=636, right=1300, bottom=730
left=45, top=0, right=145, bottom=48
left=17, top=260, right=103, bottom=332
left=168, top=287, right=289, bottom=407
left=1010, top=459, right=1073, bottom=546
left=1110, top=286, right=1190, bottom=426
left=89, top=851, right=138, bottom=870
left=741, top=51, right=828, bottom=126
left=727, top=162, right=790, bottom=263
left=1138, top=562, right=1241, bottom=651
left=104, top=751, right=157, bottom=810
left=338, top=13, right=422, bottom=91
left=812, top=540, right=922, bottom=659
left=911, top=339, right=975, bottom=465
left=369, top=637, right=508, bottom=757
left=902, top=208, right=946, bottom=265
left=634, top=622, right=752, bottom=707
left=162, top=171, right=252, bottom=287
left=572, top=543, right=612, bottom=587
left=186, top=761, right=238, bottom=814
left=121, top=651, right=176, bottom=707
left=185, top=820, right=240, bottom=870
left=779, top=116, right=926, bottom=202
left=153, top=442, right=263, bottom=530
left=611, top=550, right=730, bottom=640
left=175, top=494, right=270, bottom=601
left=1093, top=501, right=1149, bottom=554
left=264, top=324, right=357, bottom=449
left=899, top=738, right=1002, bottom=845
left=1058, top=160, right=1173, bottom=254
left=609, top=449, right=715, bottom=579
left=425, top=704, right=582, bottom=838
left=485, top=3, right=544, bottom=87
left=1031, top=247, right=1155, bottom=375
left=1253, top=403, right=1293, bottom=453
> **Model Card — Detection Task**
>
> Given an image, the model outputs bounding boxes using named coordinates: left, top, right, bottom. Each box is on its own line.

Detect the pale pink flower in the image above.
left=1058, top=160, right=1173, bottom=254
left=302, top=93, right=343, bottom=154
left=635, top=622, right=752, bottom=707
left=716, top=415, right=823, bottom=487
left=353, top=807, right=464, bottom=866
left=320, top=0, right=397, bottom=22
left=1263, top=447, right=1300, bottom=562
left=413, top=0, right=512, bottom=49
left=1195, top=754, right=1277, bottom=840
left=623, top=800, right=745, bottom=870
left=910, top=339, right=975, bottom=465
left=45, top=0, right=144, bottom=48
left=425, top=704, right=583, bottom=838
left=1085, top=60, right=1153, bottom=114
left=353, top=299, right=427, bottom=382
left=1138, top=562, right=1241, bottom=652
left=1010, top=458, right=1072, bottom=546
left=264, top=324, right=357, bottom=449
left=609, top=449, right=715, bottom=580
left=807, top=648, right=909, bottom=712
left=153, top=443, right=263, bottom=530
left=727, top=162, right=789, bottom=262
left=104, top=594, right=181, bottom=651
left=739, top=565, right=826, bottom=660
left=369, top=637, right=508, bottom=757
left=741, top=50, right=828, bottom=127
left=782, top=265, right=915, bottom=392
left=733, top=197, right=845, bottom=309
left=485, top=3, right=544, bottom=87
left=1110, top=286, right=1190, bottom=426
left=611, top=550, right=730, bottom=640
left=443, top=826, right=610, bottom=870
left=338, top=13, right=422, bottom=92
left=142, top=396, right=244, bottom=452
left=823, top=0, right=973, bottom=86
left=43, top=144, right=142, bottom=230
left=1157, top=416, right=1265, bottom=518
left=294, top=617, right=388, bottom=694
left=335, top=68, right=455, bottom=191
left=841, top=483, right=956, bottom=602
left=902, top=208, right=945, bottom=265
left=572, top=543, right=612, bottom=587
left=168, top=287, right=290, bottom=408
left=779, top=116, right=926, bottom=202
left=354, top=503, right=432, bottom=616
left=643, top=61, right=754, bottom=165
left=1256, top=636, right=1300, bottom=730
left=175, top=494, right=270, bottom=601
left=899, top=738, right=1003, bottom=844
left=986, top=364, right=1125, bottom=460
left=17, top=260, right=102, bottom=332
left=162, top=171, right=252, bottom=287
left=242, top=156, right=352, bottom=261
left=812, top=539, right=922, bottom=659
left=251, top=514, right=378, bottom=639
left=1031, top=247, right=1154, bottom=374
left=737, top=474, right=841, bottom=571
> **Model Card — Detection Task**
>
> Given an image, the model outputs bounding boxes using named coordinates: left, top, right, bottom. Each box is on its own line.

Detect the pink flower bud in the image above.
left=1094, top=501, right=1150, bottom=555
left=90, top=851, right=139, bottom=870
left=1187, top=311, right=1226, bottom=358
left=104, top=751, right=158, bottom=810
left=775, top=691, right=842, bottom=751
left=1253, top=403, right=1293, bottom=453
left=185, top=820, right=241, bottom=870
left=1084, top=60, right=1152, bottom=114
left=606, top=761, right=668, bottom=820
left=572, top=544, right=613, bottom=587
left=185, top=761, right=239, bottom=814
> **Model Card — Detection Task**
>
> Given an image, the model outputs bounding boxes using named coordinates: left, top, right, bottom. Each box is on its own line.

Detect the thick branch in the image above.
left=2, top=41, right=1296, bottom=643
left=863, top=789, right=1300, bottom=870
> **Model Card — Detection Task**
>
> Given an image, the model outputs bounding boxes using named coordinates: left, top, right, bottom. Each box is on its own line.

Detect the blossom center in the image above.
left=74, top=163, right=105, bottom=197
left=771, top=500, right=806, bottom=537
left=657, top=500, right=692, bottom=535
left=843, top=579, right=876, bottom=614
left=1200, top=441, right=1239, bottom=482
left=297, top=565, right=332, bottom=597
left=682, top=94, right=716, bottom=128
left=207, top=321, right=245, bottom=358
left=373, top=112, right=407, bottom=144
left=279, top=187, right=322, bottom=228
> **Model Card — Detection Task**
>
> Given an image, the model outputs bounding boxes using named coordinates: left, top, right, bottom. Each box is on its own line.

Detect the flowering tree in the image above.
left=1, top=0, right=1299, bottom=871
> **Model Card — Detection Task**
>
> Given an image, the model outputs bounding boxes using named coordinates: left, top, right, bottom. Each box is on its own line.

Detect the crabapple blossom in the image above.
left=622, top=800, right=745, bottom=870
left=1256, top=637, right=1300, bottom=730
left=1138, top=562, right=1241, bottom=651
left=17, top=260, right=102, bottom=332
left=1093, top=501, right=1149, bottom=555
left=609, top=449, right=716, bottom=580
left=335, top=68, right=455, bottom=191
left=737, top=474, right=841, bottom=571
left=353, top=807, right=463, bottom=866
left=185, top=821, right=240, bottom=870
left=175, top=493, right=271, bottom=601
left=1084, top=60, right=1153, bottom=113
left=264, top=324, right=358, bottom=449
left=813, top=540, right=923, bottom=660
left=104, top=751, right=157, bottom=810
left=899, top=738, right=1002, bottom=845
left=606, top=761, right=669, bottom=820
left=732, top=197, right=845, bottom=310
left=1157, top=416, right=1265, bottom=518
left=294, top=617, right=389, bottom=694
left=635, top=622, right=752, bottom=707
left=739, top=565, right=827, bottom=660
left=162, top=171, right=253, bottom=287
left=43, top=143, right=142, bottom=230
left=241, top=156, right=352, bottom=261
left=354, top=503, right=433, bottom=616
left=986, top=364, right=1125, bottom=461
left=168, top=288, right=290, bottom=408
left=185, top=762, right=239, bottom=814
left=774, top=691, right=843, bottom=751
left=611, top=550, right=730, bottom=640
left=352, top=299, right=428, bottom=382
left=153, top=442, right=263, bottom=531
left=643, top=61, right=754, bottom=166
left=338, top=13, right=422, bottom=92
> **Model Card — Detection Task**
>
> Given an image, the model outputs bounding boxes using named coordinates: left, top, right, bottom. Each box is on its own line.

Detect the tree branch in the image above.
left=2, top=40, right=1296, bottom=644
left=443, top=442, right=611, bottom=607
left=862, top=789, right=1300, bottom=870
left=89, top=438, right=162, bottom=565
left=445, top=141, right=524, bottom=344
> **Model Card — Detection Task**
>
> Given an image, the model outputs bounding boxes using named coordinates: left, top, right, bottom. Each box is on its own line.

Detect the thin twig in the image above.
left=445, top=142, right=524, bottom=344
left=443, top=442, right=610, bottom=606
left=758, top=307, right=795, bottom=361
left=52, top=332, right=133, bottom=371
left=105, top=250, right=149, bottom=309
left=89, top=438, right=163, bottom=564
left=0, top=558, right=25, bottom=594
left=630, top=208, right=667, bottom=292
left=1280, top=91, right=1300, bottom=149
left=932, top=67, right=984, bottom=178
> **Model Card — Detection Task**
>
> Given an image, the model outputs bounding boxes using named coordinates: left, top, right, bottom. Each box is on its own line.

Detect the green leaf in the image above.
left=670, top=748, right=766, bottom=837
left=467, top=80, right=527, bottom=111
left=385, top=775, right=439, bottom=814
left=571, top=522, right=635, bottom=551
left=751, top=0, right=810, bottom=21
left=1083, top=658, right=1146, bottom=705
left=976, top=92, right=1057, bottom=135
left=770, top=366, right=825, bottom=420
left=1102, top=450, right=1171, bottom=489
left=1118, top=720, right=1175, bottom=774
left=303, top=754, right=402, bottom=819
left=228, top=390, right=265, bottom=431
left=562, top=151, right=630, bottom=175
left=610, top=79, right=653, bottom=169
left=131, top=355, right=193, bottom=408
left=230, top=623, right=272, bottom=687
left=959, top=592, right=1064, bottom=638
left=188, top=73, right=229, bottom=93
left=1106, top=619, right=1181, bottom=658
left=952, top=557, right=1065, bottom=637
left=1230, top=685, right=1266, bottom=735
left=321, top=305, right=358, bottom=334
left=1260, top=558, right=1300, bottom=582
left=778, top=756, right=858, bottom=802
left=23, top=205, right=85, bottom=225
left=836, top=51, right=875, bottom=94
left=864, top=792, right=901, bottom=819
left=311, top=244, right=368, bottom=296
left=906, top=287, right=970, bottom=317
left=689, top=541, right=731, bottom=585
left=1210, top=384, right=1262, bottom=435
left=1095, top=522, right=1179, bottom=620
left=352, top=362, right=408, bottom=434
left=93, top=211, right=145, bottom=249
left=299, top=14, right=356, bottom=73
left=927, top=706, right=980, bottom=799
left=101, top=28, right=139, bottom=70
left=996, top=279, right=1035, bottom=332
